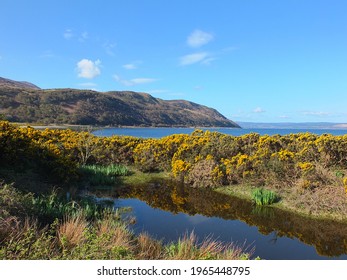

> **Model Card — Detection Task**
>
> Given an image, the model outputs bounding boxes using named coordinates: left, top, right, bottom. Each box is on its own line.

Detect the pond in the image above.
left=91, top=180, right=347, bottom=260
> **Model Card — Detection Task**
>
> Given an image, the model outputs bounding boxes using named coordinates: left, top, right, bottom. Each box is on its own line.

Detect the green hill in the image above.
left=0, top=77, right=239, bottom=127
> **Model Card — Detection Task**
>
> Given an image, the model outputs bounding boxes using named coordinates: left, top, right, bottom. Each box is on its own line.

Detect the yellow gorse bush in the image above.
left=2, top=122, right=347, bottom=192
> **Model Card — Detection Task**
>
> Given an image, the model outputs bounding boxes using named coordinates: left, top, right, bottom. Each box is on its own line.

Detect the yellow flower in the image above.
left=297, top=162, right=314, bottom=172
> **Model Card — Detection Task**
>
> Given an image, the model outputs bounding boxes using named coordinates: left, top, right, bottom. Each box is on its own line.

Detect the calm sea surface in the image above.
left=93, top=127, right=347, bottom=138
left=92, top=127, right=347, bottom=260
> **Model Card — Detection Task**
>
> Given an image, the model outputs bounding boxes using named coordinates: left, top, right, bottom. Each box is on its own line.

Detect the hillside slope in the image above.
left=0, top=77, right=41, bottom=90
left=0, top=78, right=239, bottom=127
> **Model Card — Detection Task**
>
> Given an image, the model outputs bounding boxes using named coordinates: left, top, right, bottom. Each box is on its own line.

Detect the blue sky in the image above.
left=0, top=0, right=346, bottom=123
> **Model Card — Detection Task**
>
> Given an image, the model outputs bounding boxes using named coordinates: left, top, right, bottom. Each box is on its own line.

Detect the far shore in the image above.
left=15, top=121, right=347, bottom=131
left=15, top=123, right=242, bottom=131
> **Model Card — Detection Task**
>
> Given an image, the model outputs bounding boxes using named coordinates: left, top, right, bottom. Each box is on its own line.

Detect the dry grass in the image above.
left=96, top=213, right=135, bottom=251
left=136, top=232, right=164, bottom=259
left=5, top=217, right=34, bottom=241
left=1, top=212, right=252, bottom=260
left=0, top=216, right=20, bottom=243
left=58, top=214, right=88, bottom=249
left=165, top=232, right=252, bottom=260
left=293, top=185, right=347, bottom=218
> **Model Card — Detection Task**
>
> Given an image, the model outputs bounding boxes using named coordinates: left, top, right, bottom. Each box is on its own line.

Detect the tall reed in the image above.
left=251, top=188, right=279, bottom=206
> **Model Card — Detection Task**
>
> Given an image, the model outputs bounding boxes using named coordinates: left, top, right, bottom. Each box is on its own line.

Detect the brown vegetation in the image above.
left=0, top=78, right=238, bottom=127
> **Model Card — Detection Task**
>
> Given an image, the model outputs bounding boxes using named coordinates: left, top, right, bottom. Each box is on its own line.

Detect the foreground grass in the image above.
left=0, top=182, right=252, bottom=260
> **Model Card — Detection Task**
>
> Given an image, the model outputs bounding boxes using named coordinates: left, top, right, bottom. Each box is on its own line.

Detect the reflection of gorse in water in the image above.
left=94, top=181, right=347, bottom=257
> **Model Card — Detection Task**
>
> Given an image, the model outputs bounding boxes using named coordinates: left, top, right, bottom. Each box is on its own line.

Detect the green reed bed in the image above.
left=79, top=164, right=131, bottom=186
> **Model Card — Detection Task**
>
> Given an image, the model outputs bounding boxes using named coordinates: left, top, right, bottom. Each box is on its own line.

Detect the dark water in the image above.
left=92, top=127, right=347, bottom=259
left=93, top=127, right=347, bottom=138
left=93, top=182, right=347, bottom=260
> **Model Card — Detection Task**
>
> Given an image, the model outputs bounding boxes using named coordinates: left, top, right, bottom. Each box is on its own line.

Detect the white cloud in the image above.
left=113, top=75, right=157, bottom=86
left=123, top=64, right=137, bottom=70
left=77, top=59, right=101, bottom=79
left=301, top=111, right=330, bottom=116
left=63, top=29, right=73, bottom=39
left=180, top=52, right=210, bottom=65
left=123, top=61, right=142, bottom=70
left=187, top=30, right=214, bottom=48
left=253, top=107, right=266, bottom=113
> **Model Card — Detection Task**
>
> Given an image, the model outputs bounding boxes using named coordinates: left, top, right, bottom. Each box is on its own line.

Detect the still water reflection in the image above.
left=93, top=181, right=347, bottom=260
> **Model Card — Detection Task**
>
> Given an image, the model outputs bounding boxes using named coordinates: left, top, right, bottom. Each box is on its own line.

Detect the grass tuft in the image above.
left=251, top=188, right=279, bottom=206
left=165, top=231, right=252, bottom=260
left=58, top=214, right=88, bottom=249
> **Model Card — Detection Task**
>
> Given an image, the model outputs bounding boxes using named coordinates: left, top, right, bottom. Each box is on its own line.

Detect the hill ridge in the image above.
left=0, top=77, right=240, bottom=128
left=0, top=77, right=41, bottom=90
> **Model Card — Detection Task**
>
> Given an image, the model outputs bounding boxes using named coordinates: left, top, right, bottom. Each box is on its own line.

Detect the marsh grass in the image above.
left=31, top=191, right=103, bottom=222
left=1, top=182, right=251, bottom=260
left=80, top=164, right=131, bottom=186
left=251, top=188, right=280, bottom=206
left=1, top=212, right=251, bottom=260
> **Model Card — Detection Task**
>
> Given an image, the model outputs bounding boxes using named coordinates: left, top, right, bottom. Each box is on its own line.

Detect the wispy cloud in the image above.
left=123, top=64, right=137, bottom=70
left=40, top=50, right=55, bottom=58
left=194, top=85, right=204, bottom=90
left=180, top=52, right=213, bottom=65
left=301, top=111, right=330, bottom=117
left=113, top=75, right=157, bottom=86
left=103, top=41, right=116, bottom=56
left=187, top=30, right=214, bottom=48
left=122, top=61, right=142, bottom=70
left=64, top=29, right=89, bottom=42
left=79, top=31, right=89, bottom=42
left=131, top=78, right=157, bottom=84
left=253, top=107, right=266, bottom=113
left=77, top=59, right=101, bottom=79
left=147, top=89, right=169, bottom=94
left=63, top=29, right=73, bottom=39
